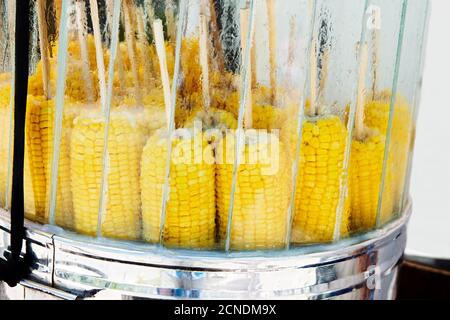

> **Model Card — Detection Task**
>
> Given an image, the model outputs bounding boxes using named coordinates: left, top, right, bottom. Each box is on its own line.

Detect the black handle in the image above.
left=0, top=0, right=31, bottom=287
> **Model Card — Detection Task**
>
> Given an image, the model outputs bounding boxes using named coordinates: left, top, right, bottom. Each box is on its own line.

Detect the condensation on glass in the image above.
left=10, top=0, right=430, bottom=252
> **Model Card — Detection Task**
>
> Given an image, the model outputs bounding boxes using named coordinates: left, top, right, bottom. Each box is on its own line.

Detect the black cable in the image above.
left=0, top=0, right=31, bottom=287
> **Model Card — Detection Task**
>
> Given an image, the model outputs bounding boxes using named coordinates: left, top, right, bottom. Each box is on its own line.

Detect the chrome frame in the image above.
left=0, top=203, right=411, bottom=300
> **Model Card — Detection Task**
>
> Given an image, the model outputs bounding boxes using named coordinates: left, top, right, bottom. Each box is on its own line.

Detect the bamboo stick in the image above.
left=240, top=8, right=252, bottom=129
left=105, top=0, right=125, bottom=91
left=266, top=0, right=277, bottom=104
left=54, top=0, right=62, bottom=32
left=309, top=40, right=318, bottom=117
left=318, top=47, right=330, bottom=108
left=75, top=0, right=95, bottom=103
left=287, top=16, right=296, bottom=69
left=123, top=0, right=143, bottom=105
left=371, top=15, right=380, bottom=100
left=36, top=0, right=52, bottom=100
left=165, top=0, right=176, bottom=42
left=199, top=14, right=211, bottom=111
left=153, top=19, right=172, bottom=128
left=208, top=0, right=226, bottom=71
left=355, top=43, right=369, bottom=141
left=89, top=0, right=107, bottom=109
left=136, top=7, right=152, bottom=92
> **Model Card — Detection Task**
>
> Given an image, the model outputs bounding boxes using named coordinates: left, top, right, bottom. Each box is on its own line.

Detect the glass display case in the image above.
left=0, top=0, right=430, bottom=300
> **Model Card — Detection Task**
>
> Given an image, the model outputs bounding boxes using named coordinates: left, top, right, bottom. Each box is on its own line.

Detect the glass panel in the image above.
left=24, top=0, right=58, bottom=222
left=18, top=0, right=429, bottom=253
left=0, top=1, right=14, bottom=210
left=394, top=0, right=430, bottom=215
left=291, top=0, right=368, bottom=245
left=99, top=0, right=180, bottom=241
left=215, top=0, right=313, bottom=250
left=348, top=0, right=407, bottom=234
left=147, top=0, right=235, bottom=250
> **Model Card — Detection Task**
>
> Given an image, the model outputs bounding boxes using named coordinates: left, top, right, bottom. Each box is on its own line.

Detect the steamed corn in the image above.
left=42, top=103, right=78, bottom=229
left=23, top=96, right=77, bottom=226
left=24, top=96, right=49, bottom=221
left=292, top=116, right=350, bottom=243
left=216, top=132, right=290, bottom=250
left=364, top=98, right=412, bottom=211
left=71, top=110, right=143, bottom=240
left=141, top=130, right=216, bottom=249
left=349, top=129, right=394, bottom=232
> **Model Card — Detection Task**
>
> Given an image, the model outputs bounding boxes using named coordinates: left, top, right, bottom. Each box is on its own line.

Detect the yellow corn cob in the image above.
left=364, top=98, right=412, bottom=211
left=141, top=130, right=216, bottom=249
left=41, top=102, right=78, bottom=229
left=292, top=115, right=350, bottom=243
left=24, top=96, right=48, bottom=221
left=216, top=132, right=290, bottom=250
left=23, top=95, right=77, bottom=227
left=0, top=84, right=11, bottom=208
left=71, top=110, right=143, bottom=240
left=349, top=129, right=394, bottom=232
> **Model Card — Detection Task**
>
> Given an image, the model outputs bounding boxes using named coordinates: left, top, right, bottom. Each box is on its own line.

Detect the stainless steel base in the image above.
left=0, top=204, right=411, bottom=300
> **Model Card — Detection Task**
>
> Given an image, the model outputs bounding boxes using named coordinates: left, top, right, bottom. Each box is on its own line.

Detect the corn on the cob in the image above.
left=349, top=129, right=395, bottom=232
left=216, top=132, right=290, bottom=250
left=364, top=98, right=412, bottom=212
left=41, top=103, right=78, bottom=229
left=292, top=115, right=350, bottom=243
left=24, top=96, right=48, bottom=221
left=71, top=110, right=143, bottom=240
left=23, top=95, right=77, bottom=226
left=141, top=130, right=216, bottom=249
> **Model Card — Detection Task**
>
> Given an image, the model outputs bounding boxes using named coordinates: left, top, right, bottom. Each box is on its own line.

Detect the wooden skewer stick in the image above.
left=0, top=3, right=4, bottom=53
left=240, top=8, right=252, bottom=130
left=7, top=0, right=14, bottom=76
left=136, top=7, right=152, bottom=92
left=89, top=0, right=107, bottom=109
left=266, top=0, right=277, bottom=105
left=36, top=0, right=51, bottom=100
left=54, top=0, right=62, bottom=33
left=371, top=14, right=380, bottom=100
left=105, top=0, right=114, bottom=37
left=123, top=0, right=143, bottom=105
left=75, top=0, right=95, bottom=103
left=309, top=40, right=318, bottom=117
left=144, top=0, right=156, bottom=25
left=105, top=0, right=125, bottom=91
left=165, top=0, right=176, bottom=42
left=153, top=19, right=172, bottom=129
left=318, top=47, right=330, bottom=108
left=355, top=42, right=369, bottom=141
left=199, top=14, right=211, bottom=111
left=250, top=3, right=257, bottom=88
left=287, top=16, right=296, bottom=69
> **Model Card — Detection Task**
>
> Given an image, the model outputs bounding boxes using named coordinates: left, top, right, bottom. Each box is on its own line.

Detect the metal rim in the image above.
left=1, top=201, right=411, bottom=264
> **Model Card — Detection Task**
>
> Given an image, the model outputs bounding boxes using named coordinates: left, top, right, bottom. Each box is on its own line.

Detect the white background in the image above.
left=407, top=0, right=450, bottom=258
